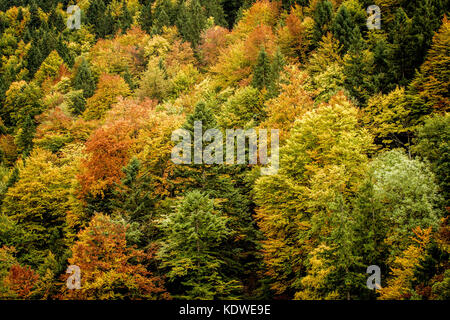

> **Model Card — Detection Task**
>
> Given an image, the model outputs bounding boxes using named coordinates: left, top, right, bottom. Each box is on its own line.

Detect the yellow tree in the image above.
left=254, top=93, right=374, bottom=297
left=379, top=227, right=433, bottom=300
left=83, top=74, right=130, bottom=120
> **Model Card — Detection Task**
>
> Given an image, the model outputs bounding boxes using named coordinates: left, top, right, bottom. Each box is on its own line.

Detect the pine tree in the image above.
left=14, top=114, right=35, bottom=158
left=251, top=47, right=272, bottom=91
left=139, top=1, right=154, bottom=33
left=177, top=0, right=208, bottom=47
left=119, top=2, right=133, bottom=33
left=312, top=0, right=334, bottom=48
left=268, top=48, right=285, bottom=97
left=173, top=101, right=262, bottom=297
left=153, top=0, right=173, bottom=34
left=73, top=58, right=97, bottom=99
left=112, top=157, right=159, bottom=248
left=158, top=190, right=242, bottom=299
left=332, top=4, right=359, bottom=53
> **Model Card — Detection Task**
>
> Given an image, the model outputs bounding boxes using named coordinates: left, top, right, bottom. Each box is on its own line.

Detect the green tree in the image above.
left=1, top=149, right=76, bottom=268
left=312, top=0, right=334, bottom=48
left=158, top=190, right=242, bottom=299
left=177, top=0, right=208, bottom=47
left=2, top=81, right=42, bottom=128
left=73, top=58, right=97, bottom=99
left=332, top=4, right=359, bottom=53
left=413, top=113, right=450, bottom=206
left=251, top=47, right=272, bottom=91
left=14, top=114, right=35, bottom=158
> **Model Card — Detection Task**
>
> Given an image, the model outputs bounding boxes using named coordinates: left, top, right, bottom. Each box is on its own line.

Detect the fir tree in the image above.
left=73, top=58, right=96, bottom=99
left=333, top=5, right=358, bottom=53
left=177, top=0, right=208, bottom=47
left=312, top=0, right=333, bottom=48
left=158, top=190, right=242, bottom=299
left=139, top=1, right=154, bottom=33
left=251, top=47, right=272, bottom=91
left=14, top=115, right=35, bottom=158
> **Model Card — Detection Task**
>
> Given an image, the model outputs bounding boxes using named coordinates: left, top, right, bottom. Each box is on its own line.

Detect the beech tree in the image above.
left=62, top=213, right=168, bottom=300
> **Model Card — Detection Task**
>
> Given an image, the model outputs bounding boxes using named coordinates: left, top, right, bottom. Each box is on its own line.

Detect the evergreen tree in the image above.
left=177, top=0, right=208, bottom=47
left=158, top=190, right=242, bottom=299
left=113, top=157, right=159, bottom=248
left=139, top=1, right=154, bottom=33
left=153, top=0, right=173, bottom=34
left=251, top=47, right=272, bottom=91
left=343, top=28, right=375, bottom=106
left=333, top=4, right=358, bottom=53
left=119, top=2, right=133, bottom=33
left=73, top=58, right=97, bottom=99
left=173, top=101, right=262, bottom=297
left=268, top=48, right=285, bottom=97
left=312, top=0, right=333, bottom=48
left=14, top=115, right=35, bottom=158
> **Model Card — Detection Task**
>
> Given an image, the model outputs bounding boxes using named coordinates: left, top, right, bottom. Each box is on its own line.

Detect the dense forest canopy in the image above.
left=0, top=0, right=448, bottom=300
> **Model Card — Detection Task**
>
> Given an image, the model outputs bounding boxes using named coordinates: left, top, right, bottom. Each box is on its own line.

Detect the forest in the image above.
left=0, top=0, right=448, bottom=300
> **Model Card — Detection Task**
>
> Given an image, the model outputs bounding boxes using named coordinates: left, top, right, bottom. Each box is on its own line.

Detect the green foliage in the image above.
left=73, top=58, right=96, bottom=99
left=413, top=113, right=450, bottom=205
left=176, top=0, right=208, bottom=47
left=0, top=0, right=448, bottom=301
left=312, top=0, right=333, bottom=48
left=158, top=190, right=242, bottom=299
left=1, top=149, right=76, bottom=268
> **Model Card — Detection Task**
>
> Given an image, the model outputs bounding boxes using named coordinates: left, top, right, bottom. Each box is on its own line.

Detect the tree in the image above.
left=254, top=93, right=374, bottom=297
left=306, top=33, right=346, bottom=102
left=72, top=58, right=97, bottom=99
left=379, top=227, right=432, bottom=300
left=14, top=114, right=35, bottom=157
left=365, top=149, right=442, bottom=257
left=261, top=65, right=314, bottom=142
left=413, top=113, right=450, bottom=206
left=218, top=86, right=263, bottom=128
left=83, top=74, right=130, bottom=120
left=407, top=16, right=449, bottom=116
left=176, top=0, right=208, bottom=47
left=2, top=80, right=42, bottom=128
left=139, top=1, right=154, bottom=34
left=251, top=47, right=272, bottom=91
left=119, top=2, right=133, bottom=33
left=342, top=29, right=376, bottom=106
left=199, top=26, right=230, bottom=66
left=332, top=4, right=359, bottom=53
left=33, top=50, right=64, bottom=85
left=158, top=190, right=241, bottom=299
left=62, top=213, right=168, bottom=300
left=153, top=0, right=173, bottom=34
left=1, top=149, right=76, bottom=268
left=112, top=157, right=159, bottom=248
left=173, top=101, right=262, bottom=297
left=312, top=0, right=334, bottom=48
left=1, top=263, right=39, bottom=299
left=363, top=87, right=412, bottom=150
